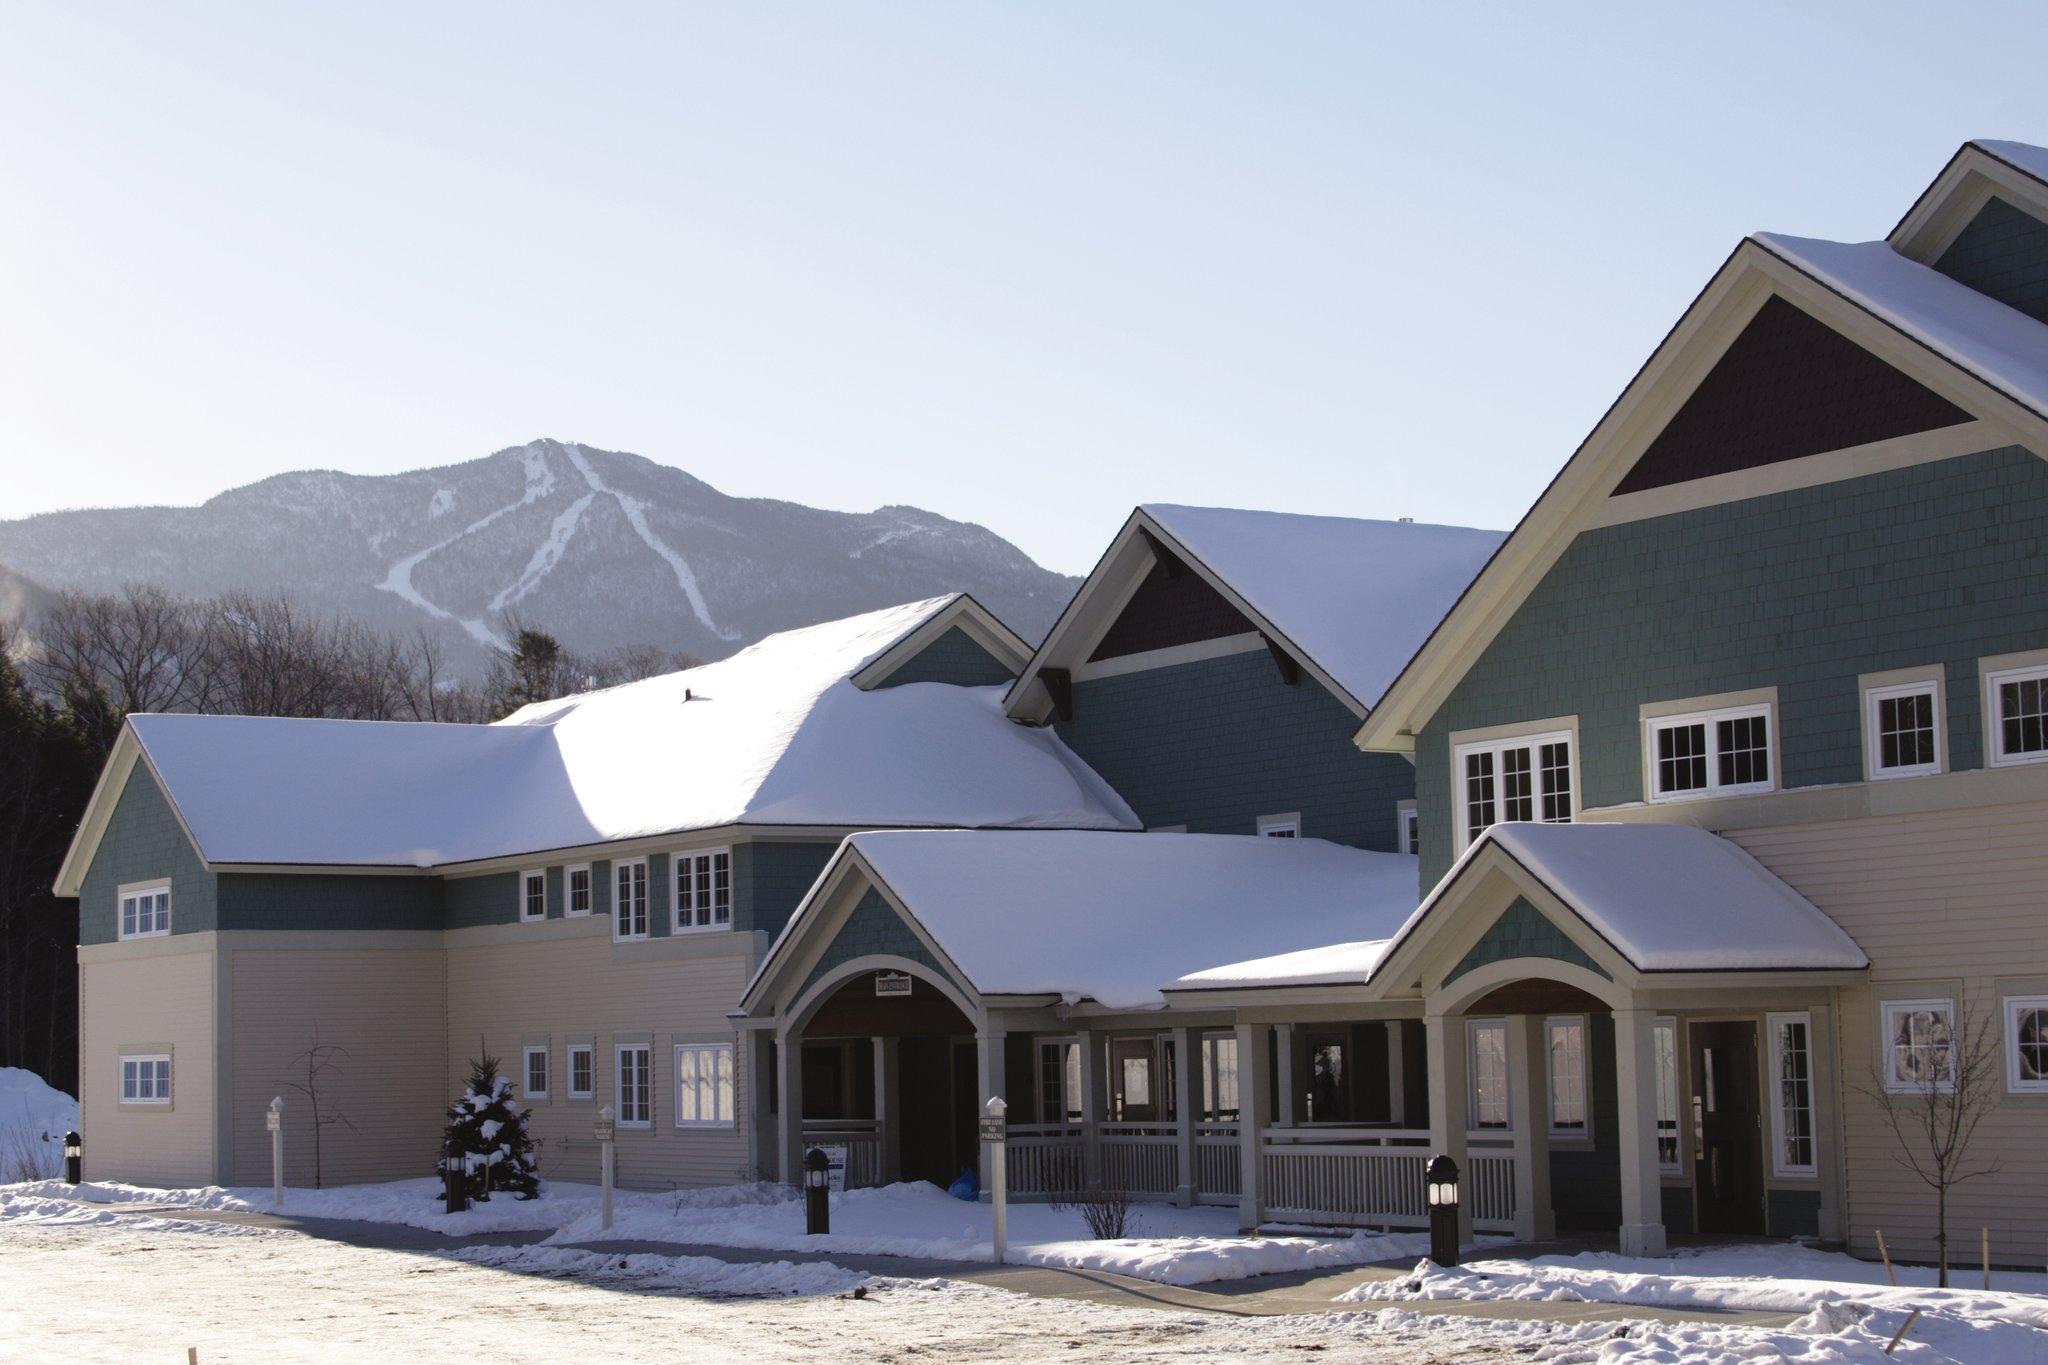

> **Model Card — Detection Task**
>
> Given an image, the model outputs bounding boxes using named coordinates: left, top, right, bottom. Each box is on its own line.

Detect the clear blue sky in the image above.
left=3, top=4, right=2043, bottom=574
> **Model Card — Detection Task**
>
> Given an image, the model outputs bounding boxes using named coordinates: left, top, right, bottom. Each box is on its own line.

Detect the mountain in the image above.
left=0, top=439, right=1077, bottom=668
left=0, top=563, right=56, bottom=634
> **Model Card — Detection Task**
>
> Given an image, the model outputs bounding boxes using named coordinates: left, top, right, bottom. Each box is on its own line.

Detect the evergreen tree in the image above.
left=437, top=1054, right=540, bottom=1201
left=493, top=627, right=565, bottom=719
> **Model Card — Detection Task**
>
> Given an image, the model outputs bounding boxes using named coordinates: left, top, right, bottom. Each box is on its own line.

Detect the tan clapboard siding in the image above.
left=227, top=948, right=448, bottom=1187
left=78, top=947, right=216, bottom=1187
left=445, top=928, right=754, bottom=1192
left=1728, top=798, right=2048, bottom=1262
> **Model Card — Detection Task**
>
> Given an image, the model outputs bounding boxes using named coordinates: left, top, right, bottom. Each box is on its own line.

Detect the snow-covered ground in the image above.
left=1347, top=1245, right=2048, bottom=1363
left=0, top=1069, right=76, bottom=1182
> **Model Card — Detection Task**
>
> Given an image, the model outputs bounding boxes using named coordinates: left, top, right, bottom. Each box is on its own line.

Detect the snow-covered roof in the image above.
left=1139, top=505, right=1505, bottom=712
left=1753, top=233, right=2048, bottom=423
left=1171, top=940, right=1396, bottom=993
left=1389, top=822, right=1869, bottom=975
left=794, top=830, right=1422, bottom=1011
left=118, top=597, right=1137, bottom=870
left=1975, top=138, right=2048, bottom=187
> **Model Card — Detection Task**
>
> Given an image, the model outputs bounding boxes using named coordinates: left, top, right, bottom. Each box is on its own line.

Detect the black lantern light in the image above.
left=63, top=1130, right=82, bottom=1185
left=804, top=1147, right=830, bottom=1236
left=1425, top=1153, right=1460, bottom=1266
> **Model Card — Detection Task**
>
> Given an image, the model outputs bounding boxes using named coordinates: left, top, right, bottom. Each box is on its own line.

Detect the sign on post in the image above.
left=596, top=1105, right=617, bottom=1231
left=267, top=1097, right=285, bottom=1206
left=816, top=1143, right=848, bottom=1193
left=983, top=1096, right=1008, bottom=1265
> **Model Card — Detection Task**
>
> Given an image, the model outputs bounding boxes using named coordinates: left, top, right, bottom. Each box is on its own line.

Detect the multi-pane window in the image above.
left=1038, top=1040, right=1082, bottom=1123
left=1398, top=806, right=1420, bottom=856
left=1654, top=1018, right=1681, bottom=1172
left=1988, top=664, right=2048, bottom=765
left=1201, top=1033, right=1240, bottom=1123
left=613, top=860, right=649, bottom=940
left=2004, top=996, right=2048, bottom=1094
left=568, top=1044, right=594, bottom=1099
left=121, top=1054, right=171, bottom=1104
left=1546, top=1016, right=1587, bottom=1137
left=1257, top=814, right=1300, bottom=839
left=674, top=1043, right=735, bottom=1126
left=565, top=865, right=592, bottom=917
left=616, top=1044, right=653, bottom=1125
left=1881, top=999, right=1955, bottom=1094
left=1467, top=1019, right=1510, bottom=1129
left=118, top=883, right=171, bottom=940
left=1455, top=732, right=1573, bottom=849
left=523, top=1045, right=550, bottom=1100
left=1866, top=681, right=1941, bottom=778
left=1646, top=704, right=1774, bottom=801
left=1768, top=1013, right=1815, bottom=1175
left=519, top=870, right=547, bottom=922
left=674, top=849, right=733, bottom=932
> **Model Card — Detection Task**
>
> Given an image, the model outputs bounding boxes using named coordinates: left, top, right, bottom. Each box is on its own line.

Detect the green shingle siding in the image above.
left=78, top=763, right=216, bottom=944
left=797, top=888, right=961, bottom=1002
left=1443, top=898, right=1608, bottom=986
left=1057, top=650, right=1415, bottom=848
left=1550, top=1014, right=1622, bottom=1232
left=873, top=627, right=1015, bottom=688
left=1418, top=446, right=2048, bottom=885
left=1768, top=1187, right=1821, bottom=1238
left=214, top=874, right=442, bottom=932
left=1934, top=196, right=2048, bottom=325
left=443, top=872, right=518, bottom=929
left=735, top=841, right=838, bottom=937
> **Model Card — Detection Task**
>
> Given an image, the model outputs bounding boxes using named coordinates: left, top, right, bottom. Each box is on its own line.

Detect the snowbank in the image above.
left=0, top=1069, right=77, bottom=1181
left=446, top=1244, right=864, bottom=1299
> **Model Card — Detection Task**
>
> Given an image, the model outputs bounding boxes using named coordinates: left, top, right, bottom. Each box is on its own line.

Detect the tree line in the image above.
left=0, top=584, right=700, bottom=1097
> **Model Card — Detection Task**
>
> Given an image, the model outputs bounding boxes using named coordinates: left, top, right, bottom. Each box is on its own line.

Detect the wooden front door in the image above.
left=1690, top=1021, right=1766, bottom=1234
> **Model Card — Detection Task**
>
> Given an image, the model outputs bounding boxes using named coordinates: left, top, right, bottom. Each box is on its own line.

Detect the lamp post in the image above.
left=1426, top=1154, right=1461, bottom=1267
left=62, top=1130, right=81, bottom=1185
left=267, top=1097, right=285, bottom=1206
left=443, top=1136, right=468, bottom=1215
left=804, top=1147, right=830, bottom=1235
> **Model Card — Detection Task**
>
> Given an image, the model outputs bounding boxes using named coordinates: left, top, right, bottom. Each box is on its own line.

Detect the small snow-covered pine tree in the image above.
left=438, top=1055, right=541, bottom=1201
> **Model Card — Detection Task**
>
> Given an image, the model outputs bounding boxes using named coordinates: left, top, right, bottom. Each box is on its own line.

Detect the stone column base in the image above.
left=1618, top=1222, right=1668, bottom=1257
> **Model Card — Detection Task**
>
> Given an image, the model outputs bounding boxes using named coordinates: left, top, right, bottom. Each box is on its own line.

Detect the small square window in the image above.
left=118, top=883, right=171, bottom=940
left=121, top=1054, right=172, bottom=1104
left=1881, top=999, right=1955, bottom=1094
left=1256, top=814, right=1300, bottom=839
left=2005, top=996, right=2048, bottom=1094
left=1866, top=678, right=1943, bottom=779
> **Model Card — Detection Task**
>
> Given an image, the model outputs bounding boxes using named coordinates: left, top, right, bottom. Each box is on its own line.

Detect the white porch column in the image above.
left=745, top=1030, right=776, bottom=1181
left=1808, top=1003, right=1845, bottom=1242
left=1172, top=1026, right=1197, bottom=1206
left=873, top=1035, right=901, bottom=1186
left=1275, top=1024, right=1300, bottom=1127
left=1424, top=1013, right=1472, bottom=1246
left=1505, top=1015, right=1555, bottom=1243
left=1236, top=1022, right=1272, bottom=1232
left=976, top=1024, right=1008, bottom=1198
left=1385, top=1021, right=1408, bottom=1127
left=1077, top=1028, right=1105, bottom=1191
left=774, top=1030, right=805, bottom=1189
left=1613, top=1007, right=1669, bottom=1257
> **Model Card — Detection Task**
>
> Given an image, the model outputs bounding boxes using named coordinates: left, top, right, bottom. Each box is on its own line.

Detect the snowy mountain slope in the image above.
left=0, top=440, right=1077, bottom=668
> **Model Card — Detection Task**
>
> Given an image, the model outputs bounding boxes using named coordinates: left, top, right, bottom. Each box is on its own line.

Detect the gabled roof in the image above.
left=1890, top=138, right=2048, bottom=262
left=744, top=830, right=1422, bottom=1012
left=54, top=596, right=1137, bottom=892
left=1007, top=504, right=1502, bottom=721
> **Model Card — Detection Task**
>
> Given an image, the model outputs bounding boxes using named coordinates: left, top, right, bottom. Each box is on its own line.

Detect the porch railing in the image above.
left=1258, top=1126, right=1516, bottom=1232
left=1009, top=1123, right=1085, bottom=1197
left=1099, top=1121, right=1179, bottom=1195
left=800, top=1120, right=884, bottom=1189
left=1194, top=1121, right=1240, bottom=1203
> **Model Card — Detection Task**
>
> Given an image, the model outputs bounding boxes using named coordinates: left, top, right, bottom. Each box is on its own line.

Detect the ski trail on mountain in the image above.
left=376, top=447, right=560, bottom=649
left=490, top=493, right=596, bottom=614
left=560, top=444, right=738, bottom=640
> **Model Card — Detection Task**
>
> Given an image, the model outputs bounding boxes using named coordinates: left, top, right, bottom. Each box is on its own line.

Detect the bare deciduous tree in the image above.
left=284, top=1029, right=356, bottom=1191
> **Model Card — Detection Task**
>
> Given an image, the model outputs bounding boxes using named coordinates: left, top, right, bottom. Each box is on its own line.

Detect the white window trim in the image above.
left=1396, top=801, right=1419, bottom=856
left=564, top=864, right=592, bottom=918
left=566, top=1043, right=595, bottom=1100
left=671, top=846, right=734, bottom=935
left=1256, top=812, right=1301, bottom=838
left=522, top=1044, right=550, bottom=1100
left=1766, top=1011, right=1818, bottom=1177
left=120, top=1052, right=172, bottom=1105
left=1452, top=728, right=1576, bottom=852
left=1862, top=674, right=1945, bottom=780
left=1465, top=1017, right=1510, bottom=1131
left=1984, top=662, right=2048, bottom=767
left=117, top=879, right=172, bottom=941
left=1643, top=702, right=1777, bottom=803
left=2003, top=994, right=2048, bottom=1094
left=518, top=868, right=547, bottom=922
left=672, top=1042, right=736, bottom=1128
left=1654, top=1016, right=1682, bottom=1174
left=1880, top=997, right=1957, bottom=1095
left=616, top=1043, right=653, bottom=1127
left=612, top=858, right=650, bottom=942
left=1544, top=1015, right=1590, bottom=1140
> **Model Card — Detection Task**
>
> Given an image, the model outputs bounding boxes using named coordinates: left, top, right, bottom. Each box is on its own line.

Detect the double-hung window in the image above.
left=565, top=864, right=592, bottom=917
left=121, top=1054, right=172, bottom=1104
left=1466, top=1019, right=1510, bottom=1130
left=1546, top=1016, right=1588, bottom=1137
left=523, top=1045, right=550, bottom=1100
left=1865, top=678, right=1943, bottom=779
left=519, top=869, right=547, bottom=922
left=673, top=849, right=733, bottom=932
left=1767, top=1013, right=1816, bottom=1175
left=1454, top=730, right=1573, bottom=849
left=1881, top=999, right=1955, bottom=1094
left=567, top=1044, right=594, bottom=1099
left=1201, top=1033, right=1240, bottom=1123
left=2004, top=996, right=2048, bottom=1093
left=616, top=1044, right=653, bottom=1126
left=674, top=1043, right=735, bottom=1127
left=1986, top=662, right=2048, bottom=766
left=1645, top=703, right=1773, bottom=801
left=118, top=882, right=171, bottom=940
left=613, top=860, right=649, bottom=940
left=1397, top=803, right=1420, bottom=856
left=1654, top=1017, right=1681, bottom=1172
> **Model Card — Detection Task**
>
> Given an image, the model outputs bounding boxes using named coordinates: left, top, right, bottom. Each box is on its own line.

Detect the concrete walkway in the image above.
left=106, top=1203, right=1797, bottom=1328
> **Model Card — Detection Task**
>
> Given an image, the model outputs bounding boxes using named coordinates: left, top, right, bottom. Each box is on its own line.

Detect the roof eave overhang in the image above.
left=53, top=722, right=214, bottom=899
left=849, top=592, right=1035, bottom=691
left=1889, top=141, right=2048, bottom=264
